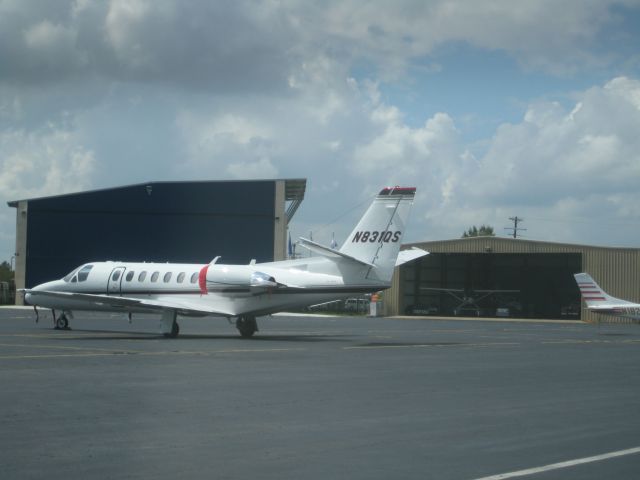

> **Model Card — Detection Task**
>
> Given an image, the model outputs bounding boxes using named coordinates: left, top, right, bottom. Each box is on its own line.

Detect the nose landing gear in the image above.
left=52, top=309, right=71, bottom=330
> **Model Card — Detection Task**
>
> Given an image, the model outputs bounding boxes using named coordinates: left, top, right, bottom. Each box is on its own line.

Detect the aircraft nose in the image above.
left=32, top=280, right=63, bottom=292
left=31, top=283, right=46, bottom=292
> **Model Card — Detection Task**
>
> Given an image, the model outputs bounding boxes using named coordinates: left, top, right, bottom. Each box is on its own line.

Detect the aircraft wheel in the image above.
left=163, top=321, right=180, bottom=338
left=55, top=314, right=69, bottom=330
left=236, top=317, right=257, bottom=338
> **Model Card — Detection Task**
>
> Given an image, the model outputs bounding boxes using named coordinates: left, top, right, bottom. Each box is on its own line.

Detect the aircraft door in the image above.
left=108, top=267, right=126, bottom=295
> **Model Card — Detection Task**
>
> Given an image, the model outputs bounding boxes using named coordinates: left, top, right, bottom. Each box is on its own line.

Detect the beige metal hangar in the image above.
left=384, top=236, right=640, bottom=323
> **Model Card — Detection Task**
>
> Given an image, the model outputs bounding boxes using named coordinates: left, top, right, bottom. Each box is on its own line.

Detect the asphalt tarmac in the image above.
left=1, top=308, right=639, bottom=480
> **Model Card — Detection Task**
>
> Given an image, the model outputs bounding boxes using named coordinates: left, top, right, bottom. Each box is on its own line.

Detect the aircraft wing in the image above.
left=420, top=287, right=519, bottom=293
left=420, top=287, right=465, bottom=292
left=23, top=290, right=235, bottom=317
left=473, top=289, right=520, bottom=293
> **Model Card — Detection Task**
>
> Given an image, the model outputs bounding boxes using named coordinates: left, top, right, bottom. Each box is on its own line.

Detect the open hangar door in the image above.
left=402, top=253, right=582, bottom=320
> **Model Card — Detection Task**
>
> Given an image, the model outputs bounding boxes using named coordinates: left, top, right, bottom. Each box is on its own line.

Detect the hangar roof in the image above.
left=404, top=236, right=640, bottom=254
left=7, top=178, right=306, bottom=208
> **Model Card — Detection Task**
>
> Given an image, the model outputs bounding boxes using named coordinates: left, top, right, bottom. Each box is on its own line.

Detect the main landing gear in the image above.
left=164, top=321, right=180, bottom=338
left=52, top=310, right=71, bottom=330
left=161, top=310, right=180, bottom=338
left=235, top=316, right=258, bottom=338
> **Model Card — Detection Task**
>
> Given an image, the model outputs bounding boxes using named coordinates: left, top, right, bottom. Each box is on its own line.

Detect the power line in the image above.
left=525, top=215, right=640, bottom=227
left=310, top=193, right=376, bottom=240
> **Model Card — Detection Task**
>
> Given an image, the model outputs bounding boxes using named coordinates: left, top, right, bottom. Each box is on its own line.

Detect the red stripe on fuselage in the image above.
left=198, top=264, right=209, bottom=294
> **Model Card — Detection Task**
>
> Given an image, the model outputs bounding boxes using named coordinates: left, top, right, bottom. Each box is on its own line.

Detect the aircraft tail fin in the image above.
left=339, top=187, right=419, bottom=283
left=574, top=272, right=630, bottom=307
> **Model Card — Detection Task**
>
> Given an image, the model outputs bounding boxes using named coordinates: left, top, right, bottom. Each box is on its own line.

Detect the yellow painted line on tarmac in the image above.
left=393, top=315, right=583, bottom=324
left=0, top=352, right=142, bottom=360
left=0, top=342, right=143, bottom=353
left=542, top=339, right=594, bottom=344
left=0, top=332, right=147, bottom=340
left=0, top=350, right=216, bottom=360
left=343, top=342, right=520, bottom=350
left=543, top=339, right=640, bottom=345
left=0, top=346, right=306, bottom=360
left=431, top=329, right=480, bottom=333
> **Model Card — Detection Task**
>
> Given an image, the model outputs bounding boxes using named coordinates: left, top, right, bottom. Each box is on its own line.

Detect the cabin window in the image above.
left=111, top=270, right=121, bottom=282
left=190, top=272, right=198, bottom=283
left=77, top=265, right=93, bottom=282
left=151, top=271, right=160, bottom=282
left=125, top=271, right=134, bottom=282
left=177, top=272, right=185, bottom=283
left=163, top=272, right=172, bottom=283
left=138, top=271, right=147, bottom=282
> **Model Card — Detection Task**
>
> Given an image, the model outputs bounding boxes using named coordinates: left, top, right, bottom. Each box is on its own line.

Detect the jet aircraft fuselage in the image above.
left=24, top=186, right=427, bottom=337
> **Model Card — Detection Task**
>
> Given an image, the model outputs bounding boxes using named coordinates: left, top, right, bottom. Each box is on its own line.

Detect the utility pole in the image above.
left=505, top=216, right=526, bottom=238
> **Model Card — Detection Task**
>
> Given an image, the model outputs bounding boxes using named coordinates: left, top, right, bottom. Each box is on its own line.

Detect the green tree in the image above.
left=462, top=225, right=495, bottom=238
left=0, top=261, right=13, bottom=282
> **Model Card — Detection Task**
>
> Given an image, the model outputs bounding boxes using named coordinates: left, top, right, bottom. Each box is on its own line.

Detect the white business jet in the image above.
left=24, top=187, right=427, bottom=338
left=574, top=272, right=640, bottom=321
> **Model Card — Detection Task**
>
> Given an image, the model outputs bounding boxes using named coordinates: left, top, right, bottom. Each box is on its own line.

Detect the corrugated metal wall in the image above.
left=384, top=237, right=640, bottom=323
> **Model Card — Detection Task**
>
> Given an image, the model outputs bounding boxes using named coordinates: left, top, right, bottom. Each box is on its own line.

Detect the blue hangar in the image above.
left=8, top=179, right=306, bottom=302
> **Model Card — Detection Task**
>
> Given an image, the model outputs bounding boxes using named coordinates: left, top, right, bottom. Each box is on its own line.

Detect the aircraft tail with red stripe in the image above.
left=574, top=272, right=622, bottom=307
left=574, top=272, right=640, bottom=320
left=338, top=186, right=417, bottom=283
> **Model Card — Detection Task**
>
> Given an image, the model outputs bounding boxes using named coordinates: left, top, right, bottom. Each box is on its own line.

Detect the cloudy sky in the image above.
left=2, top=0, right=640, bottom=263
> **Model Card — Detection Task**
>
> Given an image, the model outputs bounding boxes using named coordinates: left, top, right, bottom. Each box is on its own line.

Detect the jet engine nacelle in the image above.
left=199, top=264, right=277, bottom=294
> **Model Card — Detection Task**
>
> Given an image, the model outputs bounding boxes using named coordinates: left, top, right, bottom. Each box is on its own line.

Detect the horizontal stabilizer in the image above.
left=297, top=237, right=375, bottom=267
left=396, top=248, right=429, bottom=266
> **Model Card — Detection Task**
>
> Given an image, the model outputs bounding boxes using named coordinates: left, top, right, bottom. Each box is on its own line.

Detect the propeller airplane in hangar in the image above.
left=22, top=187, right=428, bottom=338
left=575, top=272, right=640, bottom=321
left=420, top=286, right=520, bottom=316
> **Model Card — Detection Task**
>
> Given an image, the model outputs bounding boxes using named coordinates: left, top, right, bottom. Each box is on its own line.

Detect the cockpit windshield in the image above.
left=63, top=267, right=80, bottom=282
left=77, top=264, right=93, bottom=281
left=63, top=264, right=94, bottom=283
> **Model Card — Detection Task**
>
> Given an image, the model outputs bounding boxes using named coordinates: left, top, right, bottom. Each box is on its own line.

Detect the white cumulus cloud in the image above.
left=412, top=76, right=640, bottom=245
left=0, top=123, right=96, bottom=260
left=0, top=125, right=95, bottom=200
